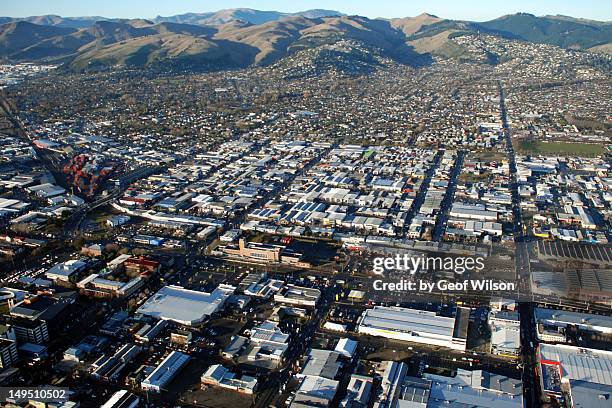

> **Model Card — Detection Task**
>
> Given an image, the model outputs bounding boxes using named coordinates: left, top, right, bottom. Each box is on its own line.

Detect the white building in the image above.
left=137, top=284, right=235, bottom=326
left=141, top=351, right=190, bottom=392
left=357, top=306, right=468, bottom=351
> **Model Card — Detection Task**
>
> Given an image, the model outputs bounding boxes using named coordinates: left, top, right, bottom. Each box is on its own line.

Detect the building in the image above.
left=396, top=377, right=430, bottom=407
left=396, top=369, right=523, bottom=408
left=0, top=339, right=17, bottom=368
left=45, top=259, right=87, bottom=283
left=91, top=343, right=141, bottom=381
left=489, top=311, right=521, bottom=356
left=100, top=390, right=140, bottom=408
left=341, top=375, right=374, bottom=408
left=134, top=320, right=167, bottom=344
left=291, top=375, right=340, bottom=408
left=357, top=306, right=468, bottom=351
left=124, top=257, right=160, bottom=276
left=248, top=320, right=290, bottom=361
left=535, top=308, right=612, bottom=344
left=141, top=351, right=190, bottom=392
left=334, top=338, right=358, bottom=358
left=107, top=215, right=130, bottom=228
left=274, top=285, right=321, bottom=308
left=137, top=284, right=235, bottom=326
left=77, top=274, right=144, bottom=298
left=568, top=380, right=612, bottom=408
left=300, top=349, right=341, bottom=380
left=375, top=361, right=407, bottom=408
left=223, top=238, right=311, bottom=268
left=538, top=343, right=612, bottom=397
left=201, top=364, right=258, bottom=394
left=12, top=318, right=49, bottom=345
left=170, top=330, right=192, bottom=347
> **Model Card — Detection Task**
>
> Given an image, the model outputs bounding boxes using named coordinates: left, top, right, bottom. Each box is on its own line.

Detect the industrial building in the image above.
left=101, top=390, right=140, bottom=408
left=341, top=375, right=374, bottom=408
left=357, top=306, right=468, bottom=351
left=201, top=364, right=258, bottom=394
left=274, top=284, right=321, bottom=308
left=137, top=284, right=235, bottom=326
left=374, top=361, right=407, bottom=408
left=396, top=369, right=523, bottom=408
left=538, top=343, right=612, bottom=398
left=141, top=350, right=190, bottom=392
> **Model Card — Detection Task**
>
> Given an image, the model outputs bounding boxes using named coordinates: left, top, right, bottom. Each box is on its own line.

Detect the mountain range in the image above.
left=0, top=9, right=610, bottom=73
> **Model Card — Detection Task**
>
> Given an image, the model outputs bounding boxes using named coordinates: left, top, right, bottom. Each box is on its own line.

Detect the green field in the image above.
left=517, top=140, right=608, bottom=157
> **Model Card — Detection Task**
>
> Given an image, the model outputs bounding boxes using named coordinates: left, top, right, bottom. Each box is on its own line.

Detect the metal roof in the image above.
left=540, top=344, right=612, bottom=386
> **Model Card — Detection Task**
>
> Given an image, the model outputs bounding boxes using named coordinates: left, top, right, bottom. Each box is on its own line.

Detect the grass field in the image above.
left=517, top=140, right=608, bottom=157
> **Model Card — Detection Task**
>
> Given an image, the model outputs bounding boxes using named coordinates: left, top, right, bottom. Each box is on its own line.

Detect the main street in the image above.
left=499, top=81, right=541, bottom=408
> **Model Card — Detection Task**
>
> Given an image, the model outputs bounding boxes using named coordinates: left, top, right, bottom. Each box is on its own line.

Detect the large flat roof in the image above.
left=142, top=350, right=190, bottom=389
left=359, top=306, right=455, bottom=338
left=535, top=308, right=612, bottom=333
left=137, top=285, right=235, bottom=325
left=539, top=344, right=612, bottom=386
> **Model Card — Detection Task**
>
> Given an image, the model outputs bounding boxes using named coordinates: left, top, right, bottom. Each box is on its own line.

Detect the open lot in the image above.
left=517, top=140, right=607, bottom=157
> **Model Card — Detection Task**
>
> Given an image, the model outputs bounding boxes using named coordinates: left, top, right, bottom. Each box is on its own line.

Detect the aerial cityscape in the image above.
left=0, top=2, right=610, bottom=407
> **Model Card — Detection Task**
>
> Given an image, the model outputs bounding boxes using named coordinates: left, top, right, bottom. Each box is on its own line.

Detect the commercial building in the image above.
left=201, top=364, right=258, bottom=394
left=341, top=375, right=374, bottom=408
left=396, top=369, right=523, bottom=408
left=141, top=351, right=190, bottom=392
left=77, top=274, right=144, bottom=298
left=274, top=285, right=321, bottom=308
left=291, top=375, right=340, bottom=408
left=91, top=343, right=141, bottom=381
left=535, top=308, right=612, bottom=344
left=248, top=320, right=290, bottom=362
left=12, top=318, right=49, bottom=345
left=357, top=306, right=468, bottom=351
left=489, top=311, right=521, bottom=356
left=45, top=259, right=87, bottom=282
left=100, top=390, right=140, bottom=408
left=134, top=320, right=167, bottom=344
left=137, top=284, right=235, bottom=326
left=300, top=349, right=341, bottom=380
left=538, top=343, right=612, bottom=397
left=334, top=338, right=358, bottom=358
left=0, top=339, right=18, bottom=368
left=375, top=361, right=407, bottom=408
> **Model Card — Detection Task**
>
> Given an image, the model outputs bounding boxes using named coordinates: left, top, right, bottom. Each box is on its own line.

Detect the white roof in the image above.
left=335, top=338, right=358, bottom=357
left=142, top=351, right=190, bottom=390
left=137, top=285, right=235, bottom=325
left=359, top=306, right=455, bottom=338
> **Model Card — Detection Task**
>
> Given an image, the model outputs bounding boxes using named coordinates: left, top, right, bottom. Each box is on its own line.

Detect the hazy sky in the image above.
left=3, top=0, right=611, bottom=22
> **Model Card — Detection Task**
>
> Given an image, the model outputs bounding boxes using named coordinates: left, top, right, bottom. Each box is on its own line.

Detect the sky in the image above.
left=3, top=0, right=611, bottom=22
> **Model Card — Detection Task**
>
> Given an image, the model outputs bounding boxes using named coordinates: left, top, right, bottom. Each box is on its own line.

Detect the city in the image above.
left=0, top=2, right=610, bottom=408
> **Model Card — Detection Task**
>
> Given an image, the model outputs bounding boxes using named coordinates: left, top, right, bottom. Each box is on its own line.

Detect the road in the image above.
left=254, top=285, right=337, bottom=408
left=499, top=82, right=541, bottom=408
left=432, top=150, right=465, bottom=241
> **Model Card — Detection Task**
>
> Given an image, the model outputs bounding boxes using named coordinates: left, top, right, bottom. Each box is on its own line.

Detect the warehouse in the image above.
left=137, top=284, right=235, bottom=326
left=538, top=343, right=612, bottom=399
left=357, top=306, right=468, bottom=350
left=449, top=202, right=498, bottom=221
left=141, top=351, right=190, bottom=392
